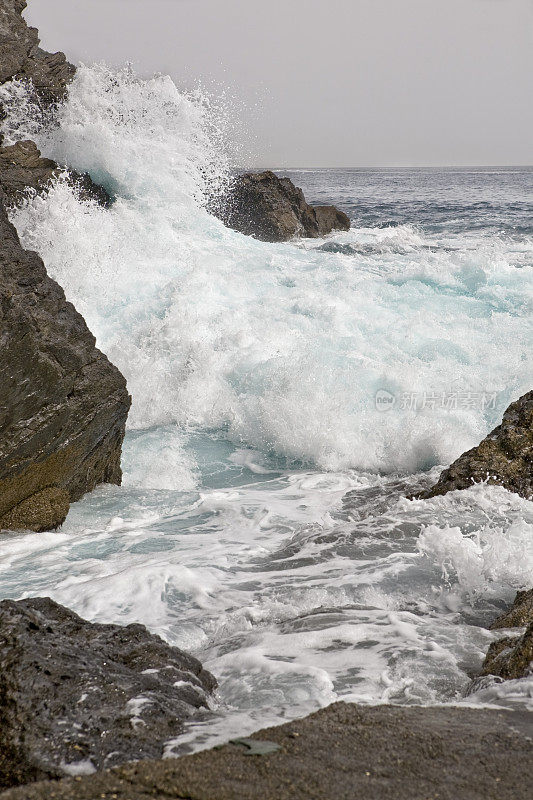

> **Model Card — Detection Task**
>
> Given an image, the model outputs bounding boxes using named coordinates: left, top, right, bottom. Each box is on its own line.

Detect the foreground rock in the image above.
left=0, top=196, right=130, bottom=531
left=0, top=598, right=216, bottom=790
left=215, top=170, right=350, bottom=242
left=420, top=390, right=533, bottom=500
left=1, top=702, right=531, bottom=800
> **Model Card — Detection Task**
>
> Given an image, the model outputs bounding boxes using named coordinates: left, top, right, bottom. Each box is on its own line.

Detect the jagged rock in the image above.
left=490, top=589, right=533, bottom=630
left=0, top=196, right=130, bottom=531
left=0, top=0, right=74, bottom=108
left=215, top=170, right=350, bottom=242
left=0, top=597, right=216, bottom=790
left=0, top=139, right=111, bottom=206
left=419, top=391, right=533, bottom=500
left=481, top=624, right=533, bottom=681
left=0, top=0, right=127, bottom=532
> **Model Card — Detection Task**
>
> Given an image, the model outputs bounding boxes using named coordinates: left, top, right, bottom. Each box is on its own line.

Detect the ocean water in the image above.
left=1, top=65, right=532, bottom=754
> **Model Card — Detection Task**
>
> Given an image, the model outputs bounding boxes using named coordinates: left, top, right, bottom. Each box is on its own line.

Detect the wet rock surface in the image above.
left=0, top=195, right=130, bottom=531
left=490, top=589, right=533, bottom=630
left=1, top=702, right=531, bottom=800
left=478, top=589, right=533, bottom=682
left=0, top=598, right=217, bottom=790
left=482, top=624, right=533, bottom=681
left=0, top=0, right=128, bottom=531
left=215, top=170, right=350, bottom=242
left=420, top=390, right=533, bottom=500
left=0, top=139, right=111, bottom=206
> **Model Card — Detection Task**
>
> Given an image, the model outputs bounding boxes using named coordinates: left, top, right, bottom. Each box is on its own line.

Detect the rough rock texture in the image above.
left=477, top=589, right=533, bottom=682
left=0, top=598, right=217, bottom=790
left=215, top=170, right=350, bottom=242
left=314, top=204, right=351, bottom=236
left=0, top=196, right=130, bottom=530
left=481, top=623, right=533, bottom=681
left=0, top=0, right=74, bottom=112
left=0, top=139, right=111, bottom=206
left=0, top=0, right=128, bottom=531
left=490, top=589, right=533, bottom=630
left=1, top=702, right=531, bottom=800
left=420, top=391, right=533, bottom=500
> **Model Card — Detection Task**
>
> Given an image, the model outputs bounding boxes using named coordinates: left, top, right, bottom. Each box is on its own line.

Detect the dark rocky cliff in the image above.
left=0, top=0, right=130, bottom=531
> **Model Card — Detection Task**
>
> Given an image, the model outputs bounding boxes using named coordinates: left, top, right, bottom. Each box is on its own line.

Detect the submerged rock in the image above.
left=0, top=598, right=216, bottom=790
left=0, top=196, right=130, bottom=531
left=1, top=702, right=531, bottom=799
left=214, top=170, right=350, bottom=242
left=420, top=390, right=533, bottom=500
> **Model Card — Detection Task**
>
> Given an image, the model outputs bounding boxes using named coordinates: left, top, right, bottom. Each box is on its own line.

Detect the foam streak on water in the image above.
left=0, top=65, right=532, bottom=751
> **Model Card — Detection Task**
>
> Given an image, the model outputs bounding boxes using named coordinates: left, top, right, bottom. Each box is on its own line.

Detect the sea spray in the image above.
left=2, top=65, right=532, bottom=477
left=0, top=62, right=532, bottom=748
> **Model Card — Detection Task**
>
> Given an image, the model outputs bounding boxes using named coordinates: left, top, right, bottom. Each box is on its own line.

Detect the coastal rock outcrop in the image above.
left=1, top=702, right=531, bottom=800
left=481, top=624, right=533, bottom=681
left=0, top=139, right=111, bottom=206
left=0, top=0, right=74, bottom=110
left=490, top=589, right=533, bottom=630
left=0, top=196, right=130, bottom=531
left=0, top=597, right=216, bottom=790
left=420, top=390, right=533, bottom=500
left=477, top=589, right=533, bottom=682
left=215, top=170, right=350, bottom=242
left=0, top=0, right=129, bottom=531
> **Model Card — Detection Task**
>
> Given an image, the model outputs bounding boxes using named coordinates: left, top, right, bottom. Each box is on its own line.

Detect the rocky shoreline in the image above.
left=0, top=0, right=130, bottom=532
left=1, top=702, right=531, bottom=800
left=0, top=2, right=531, bottom=799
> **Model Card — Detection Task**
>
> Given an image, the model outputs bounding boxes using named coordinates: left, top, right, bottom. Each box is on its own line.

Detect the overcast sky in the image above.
left=26, top=0, right=533, bottom=167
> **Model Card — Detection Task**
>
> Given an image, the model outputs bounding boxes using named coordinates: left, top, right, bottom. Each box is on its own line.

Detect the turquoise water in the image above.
left=0, top=65, right=532, bottom=753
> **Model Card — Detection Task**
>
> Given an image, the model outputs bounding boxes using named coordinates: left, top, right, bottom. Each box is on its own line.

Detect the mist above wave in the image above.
left=3, top=63, right=532, bottom=479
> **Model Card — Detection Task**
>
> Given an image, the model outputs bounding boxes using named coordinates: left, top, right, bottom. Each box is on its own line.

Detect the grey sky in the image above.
left=26, top=0, right=533, bottom=167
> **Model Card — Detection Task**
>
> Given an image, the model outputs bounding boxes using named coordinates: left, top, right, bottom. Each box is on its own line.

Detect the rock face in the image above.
left=0, top=0, right=129, bottom=531
left=482, top=624, right=533, bottom=681
left=478, top=589, right=533, bottom=682
left=1, top=702, right=531, bottom=800
left=215, top=170, right=350, bottom=242
left=420, top=391, right=533, bottom=500
left=0, top=139, right=111, bottom=206
left=490, top=589, right=533, bottom=630
left=0, top=598, right=217, bottom=790
left=0, top=197, right=130, bottom=531
left=0, top=0, right=74, bottom=109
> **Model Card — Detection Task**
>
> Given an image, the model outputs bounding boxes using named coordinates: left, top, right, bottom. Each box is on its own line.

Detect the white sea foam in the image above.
left=2, top=64, right=531, bottom=476
left=0, top=64, right=532, bottom=753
